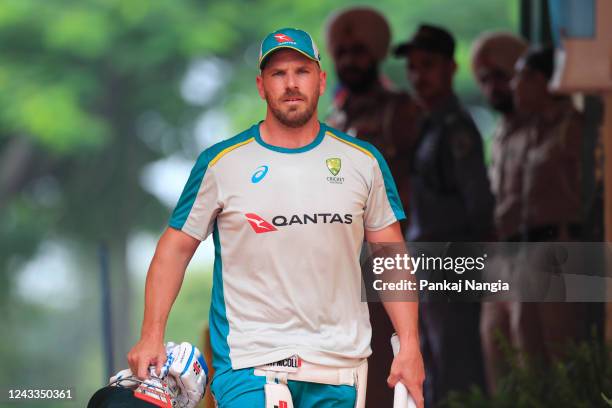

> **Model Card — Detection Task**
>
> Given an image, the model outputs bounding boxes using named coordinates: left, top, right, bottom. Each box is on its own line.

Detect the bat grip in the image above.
left=390, top=333, right=417, bottom=408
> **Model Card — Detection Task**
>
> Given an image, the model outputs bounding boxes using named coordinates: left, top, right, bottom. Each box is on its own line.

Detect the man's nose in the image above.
left=285, top=72, right=298, bottom=89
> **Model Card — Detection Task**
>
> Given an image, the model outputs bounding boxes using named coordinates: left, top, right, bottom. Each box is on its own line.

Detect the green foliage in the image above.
left=165, top=267, right=213, bottom=345
left=0, top=0, right=232, bottom=153
left=2, top=290, right=104, bottom=407
left=131, top=265, right=214, bottom=348
left=443, top=335, right=612, bottom=408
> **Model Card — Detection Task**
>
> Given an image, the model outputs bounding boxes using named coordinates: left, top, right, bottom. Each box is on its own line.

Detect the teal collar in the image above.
left=254, top=121, right=326, bottom=153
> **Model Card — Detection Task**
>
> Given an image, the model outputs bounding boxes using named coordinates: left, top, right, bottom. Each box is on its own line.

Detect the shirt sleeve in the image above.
left=168, top=150, right=222, bottom=240
left=363, top=145, right=406, bottom=231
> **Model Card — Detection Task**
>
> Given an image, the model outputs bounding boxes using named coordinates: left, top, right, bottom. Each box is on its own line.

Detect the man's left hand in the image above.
left=387, top=337, right=425, bottom=408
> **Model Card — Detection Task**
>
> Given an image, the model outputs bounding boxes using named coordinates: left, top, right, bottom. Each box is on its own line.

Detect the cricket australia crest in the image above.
left=326, top=158, right=341, bottom=176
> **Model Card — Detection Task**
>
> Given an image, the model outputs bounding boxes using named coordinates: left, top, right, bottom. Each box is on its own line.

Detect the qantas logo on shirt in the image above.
left=245, top=212, right=353, bottom=232
left=245, top=213, right=277, bottom=233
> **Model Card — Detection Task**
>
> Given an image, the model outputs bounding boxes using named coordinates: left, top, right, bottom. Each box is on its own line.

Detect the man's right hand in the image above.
left=127, top=336, right=167, bottom=379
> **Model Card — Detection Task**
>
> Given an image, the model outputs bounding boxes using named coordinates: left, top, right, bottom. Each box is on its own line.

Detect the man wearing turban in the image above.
left=325, top=8, right=421, bottom=407
left=326, top=7, right=420, bottom=216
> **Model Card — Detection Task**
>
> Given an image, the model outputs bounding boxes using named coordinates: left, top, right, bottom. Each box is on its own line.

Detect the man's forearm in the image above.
left=365, top=222, right=419, bottom=345
left=140, top=228, right=199, bottom=340
left=382, top=301, right=419, bottom=345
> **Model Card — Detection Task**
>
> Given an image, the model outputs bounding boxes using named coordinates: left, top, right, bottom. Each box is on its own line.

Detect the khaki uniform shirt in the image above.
left=491, top=99, right=582, bottom=239
left=490, top=115, right=529, bottom=239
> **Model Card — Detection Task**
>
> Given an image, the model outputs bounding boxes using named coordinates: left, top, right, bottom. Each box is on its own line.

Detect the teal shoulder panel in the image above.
left=168, top=126, right=256, bottom=229
left=324, top=125, right=406, bottom=221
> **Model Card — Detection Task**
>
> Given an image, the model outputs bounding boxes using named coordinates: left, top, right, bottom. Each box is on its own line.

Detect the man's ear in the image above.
left=319, top=69, right=327, bottom=96
left=256, top=74, right=266, bottom=100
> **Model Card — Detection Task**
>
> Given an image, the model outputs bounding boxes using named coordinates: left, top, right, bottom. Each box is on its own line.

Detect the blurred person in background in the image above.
left=511, top=46, right=583, bottom=241
left=325, top=7, right=420, bottom=216
left=470, top=31, right=528, bottom=394
left=506, top=46, right=586, bottom=362
left=324, top=8, right=421, bottom=407
left=395, top=24, right=492, bottom=407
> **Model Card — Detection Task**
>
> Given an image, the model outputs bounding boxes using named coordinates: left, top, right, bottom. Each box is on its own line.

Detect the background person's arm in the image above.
left=446, top=120, right=495, bottom=240
left=127, top=227, right=200, bottom=379
left=365, top=222, right=425, bottom=408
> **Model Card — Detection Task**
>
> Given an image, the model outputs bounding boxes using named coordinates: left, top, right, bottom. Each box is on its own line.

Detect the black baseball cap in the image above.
left=394, top=24, right=455, bottom=59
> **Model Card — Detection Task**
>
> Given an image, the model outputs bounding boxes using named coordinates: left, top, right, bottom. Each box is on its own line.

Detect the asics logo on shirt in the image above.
left=251, top=165, right=269, bottom=183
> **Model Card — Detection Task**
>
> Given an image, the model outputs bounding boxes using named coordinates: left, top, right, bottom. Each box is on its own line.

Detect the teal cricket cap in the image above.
left=258, top=28, right=321, bottom=69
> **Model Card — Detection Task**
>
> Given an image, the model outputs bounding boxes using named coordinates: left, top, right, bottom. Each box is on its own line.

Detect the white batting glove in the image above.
left=165, top=342, right=208, bottom=408
left=109, top=341, right=207, bottom=408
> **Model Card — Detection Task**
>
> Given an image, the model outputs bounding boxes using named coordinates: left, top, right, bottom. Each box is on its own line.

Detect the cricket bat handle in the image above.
left=390, top=333, right=417, bottom=408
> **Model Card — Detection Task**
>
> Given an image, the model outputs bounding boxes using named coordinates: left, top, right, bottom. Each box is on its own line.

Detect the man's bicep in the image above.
left=365, top=221, right=403, bottom=243
left=160, top=227, right=201, bottom=259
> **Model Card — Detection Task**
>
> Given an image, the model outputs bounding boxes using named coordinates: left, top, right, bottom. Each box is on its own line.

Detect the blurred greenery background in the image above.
left=0, top=0, right=517, bottom=406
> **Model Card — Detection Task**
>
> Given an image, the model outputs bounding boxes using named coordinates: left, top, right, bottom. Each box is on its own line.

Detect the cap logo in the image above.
left=274, top=33, right=295, bottom=43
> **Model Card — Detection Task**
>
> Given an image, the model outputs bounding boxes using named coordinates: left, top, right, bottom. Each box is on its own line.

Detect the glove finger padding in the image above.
left=166, top=342, right=208, bottom=408
left=109, top=368, right=139, bottom=388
